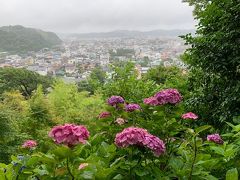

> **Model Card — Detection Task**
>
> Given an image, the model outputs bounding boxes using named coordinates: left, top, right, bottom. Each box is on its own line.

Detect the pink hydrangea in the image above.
left=98, top=112, right=111, bottom=119
left=115, top=118, right=127, bottom=125
left=154, top=89, right=182, bottom=105
left=22, top=140, right=37, bottom=149
left=78, top=163, right=89, bottom=170
left=115, top=127, right=165, bottom=156
left=143, top=96, right=159, bottom=106
left=125, top=103, right=141, bottom=112
left=143, top=134, right=166, bottom=156
left=107, top=96, right=124, bottom=106
left=115, top=127, right=147, bottom=147
left=181, top=112, right=198, bottom=120
left=207, top=134, right=223, bottom=144
left=49, top=124, right=90, bottom=147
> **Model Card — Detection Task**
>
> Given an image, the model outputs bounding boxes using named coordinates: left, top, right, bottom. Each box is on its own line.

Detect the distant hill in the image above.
left=0, top=25, right=62, bottom=54
left=61, top=29, right=195, bottom=39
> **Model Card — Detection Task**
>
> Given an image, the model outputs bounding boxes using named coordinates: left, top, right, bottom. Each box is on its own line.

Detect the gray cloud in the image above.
left=0, top=0, right=195, bottom=33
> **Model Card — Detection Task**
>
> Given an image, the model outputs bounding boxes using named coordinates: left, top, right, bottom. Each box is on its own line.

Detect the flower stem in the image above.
left=67, top=158, right=74, bottom=180
left=129, top=147, right=134, bottom=179
left=189, top=136, right=197, bottom=180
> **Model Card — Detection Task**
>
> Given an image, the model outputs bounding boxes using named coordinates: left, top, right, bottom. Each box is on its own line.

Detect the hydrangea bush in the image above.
left=0, top=88, right=239, bottom=180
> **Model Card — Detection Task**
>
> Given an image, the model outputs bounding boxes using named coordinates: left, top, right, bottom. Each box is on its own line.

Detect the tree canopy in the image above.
left=0, top=67, right=52, bottom=97
left=182, top=0, right=240, bottom=128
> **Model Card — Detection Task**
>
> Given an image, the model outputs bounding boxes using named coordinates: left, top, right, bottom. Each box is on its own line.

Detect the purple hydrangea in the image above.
left=154, top=89, right=182, bottom=105
left=143, top=96, right=159, bottom=106
left=125, top=103, right=141, bottom=112
left=115, top=127, right=165, bottom=157
left=144, top=89, right=182, bottom=106
left=107, top=96, right=125, bottom=106
left=207, top=134, right=223, bottom=144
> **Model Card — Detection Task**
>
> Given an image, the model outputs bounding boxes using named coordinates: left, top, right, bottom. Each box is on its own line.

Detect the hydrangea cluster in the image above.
left=49, top=124, right=90, bottom=147
left=143, top=134, right=166, bottom=156
left=143, top=96, right=159, bottom=106
left=181, top=112, right=198, bottom=120
left=125, top=103, right=141, bottom=112
left=98, top=112, right=111, bottom=119
left=107, top=96, right=124, bottom=106
left=154, top=89, right=182, bottom=105
left=115, top=127, right=165, bottom=156
left=22, top=140, right=37, bottom=149
left=144, top=89, right=182, bottom=106
left=207, top=134, right=223, bottom=144
left=115, top=118, right=127, bottom=125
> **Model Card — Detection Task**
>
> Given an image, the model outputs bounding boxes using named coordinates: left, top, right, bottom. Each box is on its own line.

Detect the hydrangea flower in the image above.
left=107, top=96, right=124, bottom=106
left=22, top=140, right=37, bottom=149
left=144, top=89, right=182, bottom=106
left=143, top=134, right=166, bottom=156
left=49, top=124, right=90, bottom=147
left=143, top=96, right=159, bottom=106
left=154, top=89, right=182, bottom=105
left=115, top=127, right=147, bottom=147
left=115, top=127, right=165, bottom=156
left=78, top=163, right=89, bottom=170
left=181, top=112, right=198, bottom=120
left=115, top=118, right=127, bottom=125
left=207, top=134, right=223, bottom=144
left=98, top=112, right=111, bottom=119
left=125, top=103, right=141, bottom=112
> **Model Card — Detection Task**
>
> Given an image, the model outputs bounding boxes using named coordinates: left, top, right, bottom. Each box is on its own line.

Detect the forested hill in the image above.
left=0, top=25, right=62, bottom=54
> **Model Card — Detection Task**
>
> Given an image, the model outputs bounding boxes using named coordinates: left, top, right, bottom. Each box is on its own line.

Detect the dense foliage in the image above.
left=0, top=62, right=240, bottom=179
left=78, top=67, right=107, bottom=94
left=143, top=66, right=188, bottom=96
left=0, top=67, right=52, bottom=97
left=182, top=0, right=240, bottom=129
left=0, top=78, right=239, bottom=179
left=102, top=63, right=159, bottom=103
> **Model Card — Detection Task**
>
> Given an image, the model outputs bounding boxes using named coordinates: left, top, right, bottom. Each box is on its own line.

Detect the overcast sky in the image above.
left=0, top=0, right=195, bottom=33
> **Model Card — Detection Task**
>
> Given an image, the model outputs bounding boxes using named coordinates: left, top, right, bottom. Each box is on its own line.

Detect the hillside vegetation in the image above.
left=0, top=25, right=62, bottom=54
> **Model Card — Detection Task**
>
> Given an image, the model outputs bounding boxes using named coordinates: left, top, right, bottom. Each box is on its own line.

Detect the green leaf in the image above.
left=135, top=168, right=149, bottom=177
left=210, top=146, right=224, bottom=156
left=51, top=146, right=72, bottom=159
left=81, top=171, right=94, bottom=179
left=204, top=175, right=218, bottom=180
left=33, top=168, right=49, bottom=176
left=113, top=174, right=124, bottom=179
left=226, top=122, right=235, bottom=129
left=110, top=157, right=124, bottom=167
left=195, top=125, right=211, bottom=135
left=169, top=157, right=184, bottom=170
left=226, top=168, right=238, bottom=180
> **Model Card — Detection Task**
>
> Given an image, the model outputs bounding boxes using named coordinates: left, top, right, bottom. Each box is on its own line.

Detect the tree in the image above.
left=78, top=67, right=106, bottom=94
left=102, top=62, right=158, bottom=103
left=0, top=91, right=30, bottom=163
left=0, top=67, right=52, bottom=97
left=49, top=80, right=105, bottom=124
left=144, top=65, right=188, bottom=96
left=182, top=0, right=240, bottom=129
